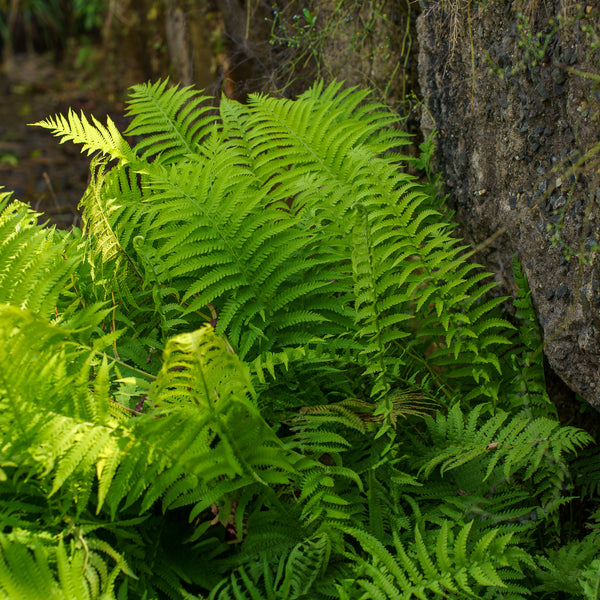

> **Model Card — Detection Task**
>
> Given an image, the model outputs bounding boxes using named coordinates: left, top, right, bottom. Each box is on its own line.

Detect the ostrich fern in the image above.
left=0, top=80, right=596, bottom=599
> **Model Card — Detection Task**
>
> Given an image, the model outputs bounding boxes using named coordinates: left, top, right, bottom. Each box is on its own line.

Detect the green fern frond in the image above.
left=125, top=78, right=217, bottom=164
left=505, top=257, right=554, bottom=415
left=115, top=325, right=296, bottom=515
left=419, top=404, right=591, bottom=493
left=580, top=557, right=600, bottom=600
left=339, top=521, right=531, bottom=599
left=534, top=532, right=600, bottom=597
left=210, top=533, right=338, bottom=600
left=79, top=158, right=145, bottom=284
left=0, top=307, right=294, bottom=521
left=0, top=535, right=131, bottom=600
left=0, top=191, right=79, bottom=318
left=32, top=109, right=134, bottom=163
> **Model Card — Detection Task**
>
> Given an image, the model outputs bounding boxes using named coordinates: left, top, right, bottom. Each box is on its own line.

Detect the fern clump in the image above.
left=0, top=80, right=596, bottom=599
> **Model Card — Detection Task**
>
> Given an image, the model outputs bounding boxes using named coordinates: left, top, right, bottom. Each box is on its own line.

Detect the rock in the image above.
left=417, top=1, right=600, bottom=410
left=535, top=82, right=550, bottom=99
left=551, top=67, right=567, bottom=85
left=555, top=284, right=570, bottom=300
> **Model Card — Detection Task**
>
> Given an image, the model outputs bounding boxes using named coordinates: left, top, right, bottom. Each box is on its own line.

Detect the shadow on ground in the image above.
left=0, top=48, right=144, bottom=228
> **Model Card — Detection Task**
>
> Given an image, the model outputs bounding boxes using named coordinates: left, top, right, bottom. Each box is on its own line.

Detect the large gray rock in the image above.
left=417, top=1, right=600, bottom=408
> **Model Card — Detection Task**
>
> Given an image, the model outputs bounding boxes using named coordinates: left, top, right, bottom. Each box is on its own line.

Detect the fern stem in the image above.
left=110, top=287, right=121, bottom=361
left=108, top=397, right=143, bottom=415
left=401, top=345, right=453, bottom=401
left=70, top=273, right=85, bottom=308
left=101, top=352, right=156, bottom=380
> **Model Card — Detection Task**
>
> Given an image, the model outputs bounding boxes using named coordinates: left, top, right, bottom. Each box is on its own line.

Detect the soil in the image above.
left=0, top=45, right=144, bottom=229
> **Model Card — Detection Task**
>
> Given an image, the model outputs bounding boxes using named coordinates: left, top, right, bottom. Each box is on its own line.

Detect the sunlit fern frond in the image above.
left=0, top=308, right=295, bottom=523
left=0, top=535, right=133, bottom=600
left=0, top=190, right=80, bottom=318
left=32, top=109, right=134, bottom=164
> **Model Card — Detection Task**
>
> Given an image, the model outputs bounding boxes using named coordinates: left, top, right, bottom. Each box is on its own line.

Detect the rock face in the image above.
left=417, top=1, right=600, bottom=409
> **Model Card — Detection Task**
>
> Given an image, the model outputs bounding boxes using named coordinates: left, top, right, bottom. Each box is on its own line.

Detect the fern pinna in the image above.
left=0, top=80, right=596, bottom=599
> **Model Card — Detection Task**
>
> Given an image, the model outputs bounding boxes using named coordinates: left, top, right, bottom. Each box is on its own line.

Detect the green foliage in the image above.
left=0, top=0, right=106, bottom=58
left=534, top=531, right=600, bottom=598
left=0, top=79, right=597, bottom=598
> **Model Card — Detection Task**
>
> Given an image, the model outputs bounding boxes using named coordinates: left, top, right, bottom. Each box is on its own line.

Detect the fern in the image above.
left=0, top=535, right=131, bottom=600
left=417, top=403, right=591, bottom=528
left=534, top=532, right=600, bottom=598
left=420, top=404, right=591, bottom=482
left=504, top=257, right=554, bottom=416
left=34, top=109, right=134, bottom=163
left=339, top=521, right=533, bottom=599
left=0, top=190, right=79, bottom=318
left=0, top=79, right=593, bottom=599
left=125, top=78, right=217, bottom=164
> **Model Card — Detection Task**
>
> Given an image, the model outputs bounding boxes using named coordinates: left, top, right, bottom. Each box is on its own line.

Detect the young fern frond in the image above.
left=79, top=158, right=146, bottom=285
left=32, top=109, right=134, bottom=164
left=114, top=326, right=295, bottom=515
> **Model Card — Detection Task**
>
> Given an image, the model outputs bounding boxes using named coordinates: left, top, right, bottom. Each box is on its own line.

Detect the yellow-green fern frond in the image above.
left=0, top=191, right=79, bottom=318
left=32, top=110, right=134, bottom=164
left=0, top=536, right=132, bottom=600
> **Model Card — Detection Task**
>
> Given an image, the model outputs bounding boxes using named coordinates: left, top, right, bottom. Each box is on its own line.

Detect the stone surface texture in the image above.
left=417, top=0, right=600, bottom=408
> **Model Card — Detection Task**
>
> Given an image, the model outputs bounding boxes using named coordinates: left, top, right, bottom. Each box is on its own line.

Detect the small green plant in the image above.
left=268, top=1, right=415, bottom=115
left=0, top=79, right=597, bottom=598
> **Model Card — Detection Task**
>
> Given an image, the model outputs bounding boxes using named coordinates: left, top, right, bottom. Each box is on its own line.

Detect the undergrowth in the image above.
left=0, top=79, right=597, bottom=599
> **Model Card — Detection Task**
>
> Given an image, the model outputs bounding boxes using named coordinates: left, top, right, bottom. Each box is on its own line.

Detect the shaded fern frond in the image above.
left=340, top=521, right=532, bottom=599
left=210, top=534, right=334, bottom=600
left=506, top=257, right=553, bottom=416
left=420, top=404, right=591, bottom=483
left=534, top=532, right=600, bottom=598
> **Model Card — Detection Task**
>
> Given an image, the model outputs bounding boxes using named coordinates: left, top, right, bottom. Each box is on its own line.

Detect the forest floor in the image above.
left=0, top=44, right=143, bottom=228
